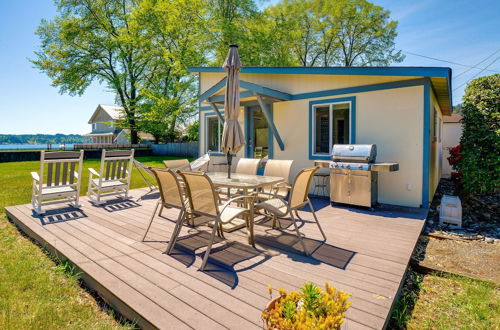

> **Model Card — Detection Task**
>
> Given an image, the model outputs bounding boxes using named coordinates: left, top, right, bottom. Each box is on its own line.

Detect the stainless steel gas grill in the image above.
left=314, top=144, right=399, bottom=208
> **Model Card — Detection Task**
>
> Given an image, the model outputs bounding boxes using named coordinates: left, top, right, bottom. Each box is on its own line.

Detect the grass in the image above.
left=0, top=156, right=181, bottom=329
left=389, top=268, right=500, bottom=329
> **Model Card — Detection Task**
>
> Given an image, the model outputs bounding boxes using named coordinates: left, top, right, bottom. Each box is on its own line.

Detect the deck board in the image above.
left=5, top=188, right=426, bottom=329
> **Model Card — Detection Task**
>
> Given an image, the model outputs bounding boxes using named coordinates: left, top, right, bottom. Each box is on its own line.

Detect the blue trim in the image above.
left=189, top=66, right=451, bottom=78
left=422, top=79, right=431, bottom=208
left=240, top=80, right=292, bottom=100
left=202, top=111, right=224, bottom=154
left=308, top=97, right=356, bottom=160
left=245, top=105, right=274, bottom=159
left=199, top=78, right=226, bottom=102
left=256, top=94, right=285, bottom=151
left=293, top=78, right=426, bottom=100
left=209, top=91, right=254, bottom=103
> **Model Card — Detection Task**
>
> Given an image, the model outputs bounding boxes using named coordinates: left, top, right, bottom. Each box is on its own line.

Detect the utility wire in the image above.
left=453, top=56, right=500, bottom=91
left=454, top=49, right=500, bottom=78
left=403, top=50, right=500, bottom=73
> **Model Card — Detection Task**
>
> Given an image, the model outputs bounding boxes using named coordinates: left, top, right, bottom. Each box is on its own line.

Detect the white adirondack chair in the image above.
left=87, top=149, right=135, bottom=204
left=31, top=150, right=84, bottom=215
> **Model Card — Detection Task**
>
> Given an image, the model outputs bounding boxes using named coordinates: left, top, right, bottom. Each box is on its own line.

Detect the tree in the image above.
left=457, top=74, right=499, bottom=196
left=260, top=0, right=404, bottom=66
left=133, top=0, right=207, bottom=142
left=33, top=0, right=156, bottom=143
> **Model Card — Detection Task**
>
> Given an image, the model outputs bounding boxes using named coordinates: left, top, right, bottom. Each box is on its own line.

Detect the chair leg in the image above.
left=307, top=199, right=327, bottom=241
left=142, top=200, right=160, bottom=241
left=289, top=211, right=309, bottom=256
left=200, top=217, right=220, bottom=271
left=166, top=209, right=186, bottom=254
left=159, top=205, right=163, bottom=217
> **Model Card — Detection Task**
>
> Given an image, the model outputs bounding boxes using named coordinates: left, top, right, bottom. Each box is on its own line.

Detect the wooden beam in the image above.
left=255, top=94, right=285, bottom=151
left=209, top=102, right=225, bottom=123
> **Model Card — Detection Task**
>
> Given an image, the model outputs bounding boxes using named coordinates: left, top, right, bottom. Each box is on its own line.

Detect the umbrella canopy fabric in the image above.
left=221, top=45, right=245, bottom=154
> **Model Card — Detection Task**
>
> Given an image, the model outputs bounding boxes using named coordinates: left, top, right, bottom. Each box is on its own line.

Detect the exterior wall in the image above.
left=198, top=72, right=430, bottom=207
left=442, top=122, right=462, bottom=177
left=91, top=110, right=116, bottom=133
left=429, top=89, right=443, bottom=201
left=200, top=73, right=420, bottom=95
left=115, top=130, right=131, bottom=144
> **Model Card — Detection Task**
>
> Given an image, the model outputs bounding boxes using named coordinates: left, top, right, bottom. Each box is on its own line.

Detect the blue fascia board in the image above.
left=293, top=78, right=426, bottom=100
left=189, top=66, right=451, bottom=78
left=208, top=91, right=255, bottom=103
left=199, top=77, right=226, bottom=102
left=422, top=79, right=431, bottom=208
left=240, top=80, right=292, bottom=100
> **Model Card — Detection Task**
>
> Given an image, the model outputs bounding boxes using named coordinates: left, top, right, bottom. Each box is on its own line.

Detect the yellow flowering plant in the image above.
left=262, top=282, right=351, bottom=329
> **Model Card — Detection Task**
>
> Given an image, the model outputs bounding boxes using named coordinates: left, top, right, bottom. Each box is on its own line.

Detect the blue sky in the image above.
left=0, top=0, right=498, bottom=134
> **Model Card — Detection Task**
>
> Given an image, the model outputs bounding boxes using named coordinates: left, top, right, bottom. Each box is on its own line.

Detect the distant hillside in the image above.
left=0, top=134, right=87, bottom=145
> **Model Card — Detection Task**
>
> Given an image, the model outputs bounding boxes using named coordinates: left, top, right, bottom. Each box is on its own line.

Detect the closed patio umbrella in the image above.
left=221, top=45, right=244, bottom=178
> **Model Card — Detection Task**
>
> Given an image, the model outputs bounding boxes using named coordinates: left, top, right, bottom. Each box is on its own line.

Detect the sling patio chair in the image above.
left=142, top=168, right=196, bottom=243
left=217, top=157, right=261, bottom=199
left=133, top=160, right=158, bottom=201
left=31, top=150, right=84, bottom=215
left=172, top=171, right=255, bottom=270
left=87, top=149, right=135, bottom=204
left=254, top=167, right=327, bottom=256
left=163, top=154, right=211, bottom=172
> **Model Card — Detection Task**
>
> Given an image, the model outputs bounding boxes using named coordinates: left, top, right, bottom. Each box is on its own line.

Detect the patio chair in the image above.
left=175, top=171, right=255, bottom=270
left=235, top=158, right=261, bottom=175
left=133, top=160, right=157, bottom=201
left=142, top=168, right=194, bottom=243
left=163, top=159, right=191, bottom=171
left=259, top=159, right=294, bottom=198
left=254, top=167, right=327, bottom=256
left=87, top=149, right=135, bottom=204
left=31, top=150, right=84, bottom=215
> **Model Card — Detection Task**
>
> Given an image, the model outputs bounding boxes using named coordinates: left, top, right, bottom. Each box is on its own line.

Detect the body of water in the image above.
left=0, top=144, right=75, bottom=151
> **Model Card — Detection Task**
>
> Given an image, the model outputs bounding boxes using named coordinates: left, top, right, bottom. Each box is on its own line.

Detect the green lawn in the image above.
left=390, top=269, right=500, bottom=329
left=0, top=156, right=181, bottom=329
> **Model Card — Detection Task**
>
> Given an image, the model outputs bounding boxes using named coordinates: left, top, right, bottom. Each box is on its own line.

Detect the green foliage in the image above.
left=185, top=121, right=200, bottom=141
left=458, top=74, right=500, bottom=196
left=390, top=268, right=423, bottom=328
left=0, top=134, right=85, bottom=145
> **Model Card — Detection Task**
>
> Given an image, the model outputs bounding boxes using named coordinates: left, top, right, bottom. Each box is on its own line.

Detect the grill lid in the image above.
left=331, top=144, right=377, bottom=163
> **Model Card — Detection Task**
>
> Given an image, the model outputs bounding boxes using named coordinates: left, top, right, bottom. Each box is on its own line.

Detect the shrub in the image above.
left=447, top=145, right=463, bottom=185
left=458, top=74, right=499, bottom=195
left=262, top=282, right=351, bottom=329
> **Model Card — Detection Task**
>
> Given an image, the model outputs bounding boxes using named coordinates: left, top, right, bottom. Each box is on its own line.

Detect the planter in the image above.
left=262, top=297, right=281, bottom=329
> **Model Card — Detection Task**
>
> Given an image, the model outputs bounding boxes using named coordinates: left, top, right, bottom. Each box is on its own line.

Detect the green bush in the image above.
left=458, top=74, right=499, bottom=195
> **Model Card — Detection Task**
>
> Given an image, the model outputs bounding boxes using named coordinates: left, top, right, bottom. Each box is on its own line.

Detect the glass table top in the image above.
left=206, top=172, right=283, bottom=188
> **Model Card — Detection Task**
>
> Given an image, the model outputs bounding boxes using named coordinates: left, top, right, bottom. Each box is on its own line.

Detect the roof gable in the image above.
left=88, top=104, right=124, bottom=124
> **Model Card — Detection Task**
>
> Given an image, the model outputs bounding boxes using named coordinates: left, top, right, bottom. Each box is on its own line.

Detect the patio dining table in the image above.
left=206, top=172, right=284, bottom=246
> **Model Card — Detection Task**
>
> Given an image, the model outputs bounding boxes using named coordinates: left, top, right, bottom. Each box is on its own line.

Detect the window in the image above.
left=206, top=116, right=223, bottom=152
left=313, top=102, right=351, bottom=155
left=92, top=123, right=97, bottom=130
left=438, top=117, right=442, bottom=142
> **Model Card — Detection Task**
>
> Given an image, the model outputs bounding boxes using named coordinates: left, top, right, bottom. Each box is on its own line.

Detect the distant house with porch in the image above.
left=189, top=66, right=453, bottom=208
left=84, top=104, right=154, bottom=144
left=84, top=104, right=127, bottom=144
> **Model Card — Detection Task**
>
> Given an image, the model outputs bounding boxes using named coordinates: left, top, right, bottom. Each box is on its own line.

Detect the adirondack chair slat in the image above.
left=62, top=162, right=68, bottom=184
left=69, top=162, right=76, bottom=184
left=111, top=160, right=117, bottom=179
left=116, top=160, right=122, bottom=179
left=106, top=160, right=112, bottom=180
left=47, top=163, right=53, bottom=187
left=44, top=151, right=81, bottom=159
left=54, top=163, right=61, bottom=186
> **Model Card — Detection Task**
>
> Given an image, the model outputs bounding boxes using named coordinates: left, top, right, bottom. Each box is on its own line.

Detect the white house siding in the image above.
left=198, top=72, right=442, bottom=208
left=429, top=90, right=444, bottom=201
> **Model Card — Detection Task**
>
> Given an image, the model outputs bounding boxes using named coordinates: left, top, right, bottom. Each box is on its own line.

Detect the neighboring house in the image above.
left=84, top=104, right=126, bottom=144
left=442, top=113, right=463, bottom=178
left=84, top=104, right=155, bottom=144
left=189, top=66, right=453, bottom=208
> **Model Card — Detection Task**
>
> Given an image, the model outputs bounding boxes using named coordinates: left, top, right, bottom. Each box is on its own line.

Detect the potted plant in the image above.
left=262, top=282, right=351, bottom=329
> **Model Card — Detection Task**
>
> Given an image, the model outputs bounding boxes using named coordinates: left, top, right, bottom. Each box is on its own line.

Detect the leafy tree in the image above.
left=133, top=0, right=206, bottom=142
left=458, top=74, right=499, bottom=196
left=259, top=0, right=404, bottom=66
left=185, top=121, right=200, bottom=141
left=32, top=0, right=153, bottom=143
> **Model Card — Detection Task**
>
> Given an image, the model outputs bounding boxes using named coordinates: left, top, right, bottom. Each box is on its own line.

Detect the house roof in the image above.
left=188, top=66, right=453, bottom=115
left=88, top=104, right=124, bottom=124
left=444, top=113, right=462, bottom=123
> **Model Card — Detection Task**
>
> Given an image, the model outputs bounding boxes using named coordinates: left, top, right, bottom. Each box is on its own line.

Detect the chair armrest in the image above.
left=31, top=172, right=40, bottom=182
left=273, top=182, right=291, bottom=189
left=219, top=195, right=255, bottom=214
left=88, top=168, right=100, bottom=177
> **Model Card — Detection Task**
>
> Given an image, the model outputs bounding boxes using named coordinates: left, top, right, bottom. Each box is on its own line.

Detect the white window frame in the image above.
left=312, top=101, right=352, bottom=156
left=92, top=123, right=97, bottom=130
left=205, top=114, right=222, bottom=153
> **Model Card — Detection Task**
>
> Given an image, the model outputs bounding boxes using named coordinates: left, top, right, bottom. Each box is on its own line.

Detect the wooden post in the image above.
left=255, top=94, right=285, bottom=151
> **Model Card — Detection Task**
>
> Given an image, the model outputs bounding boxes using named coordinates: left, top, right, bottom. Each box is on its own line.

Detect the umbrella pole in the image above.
left=227, top=151, right=232, bottom=179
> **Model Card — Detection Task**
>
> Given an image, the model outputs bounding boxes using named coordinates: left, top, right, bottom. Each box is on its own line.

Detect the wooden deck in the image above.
left=5, top=188, right=426, bottom=329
